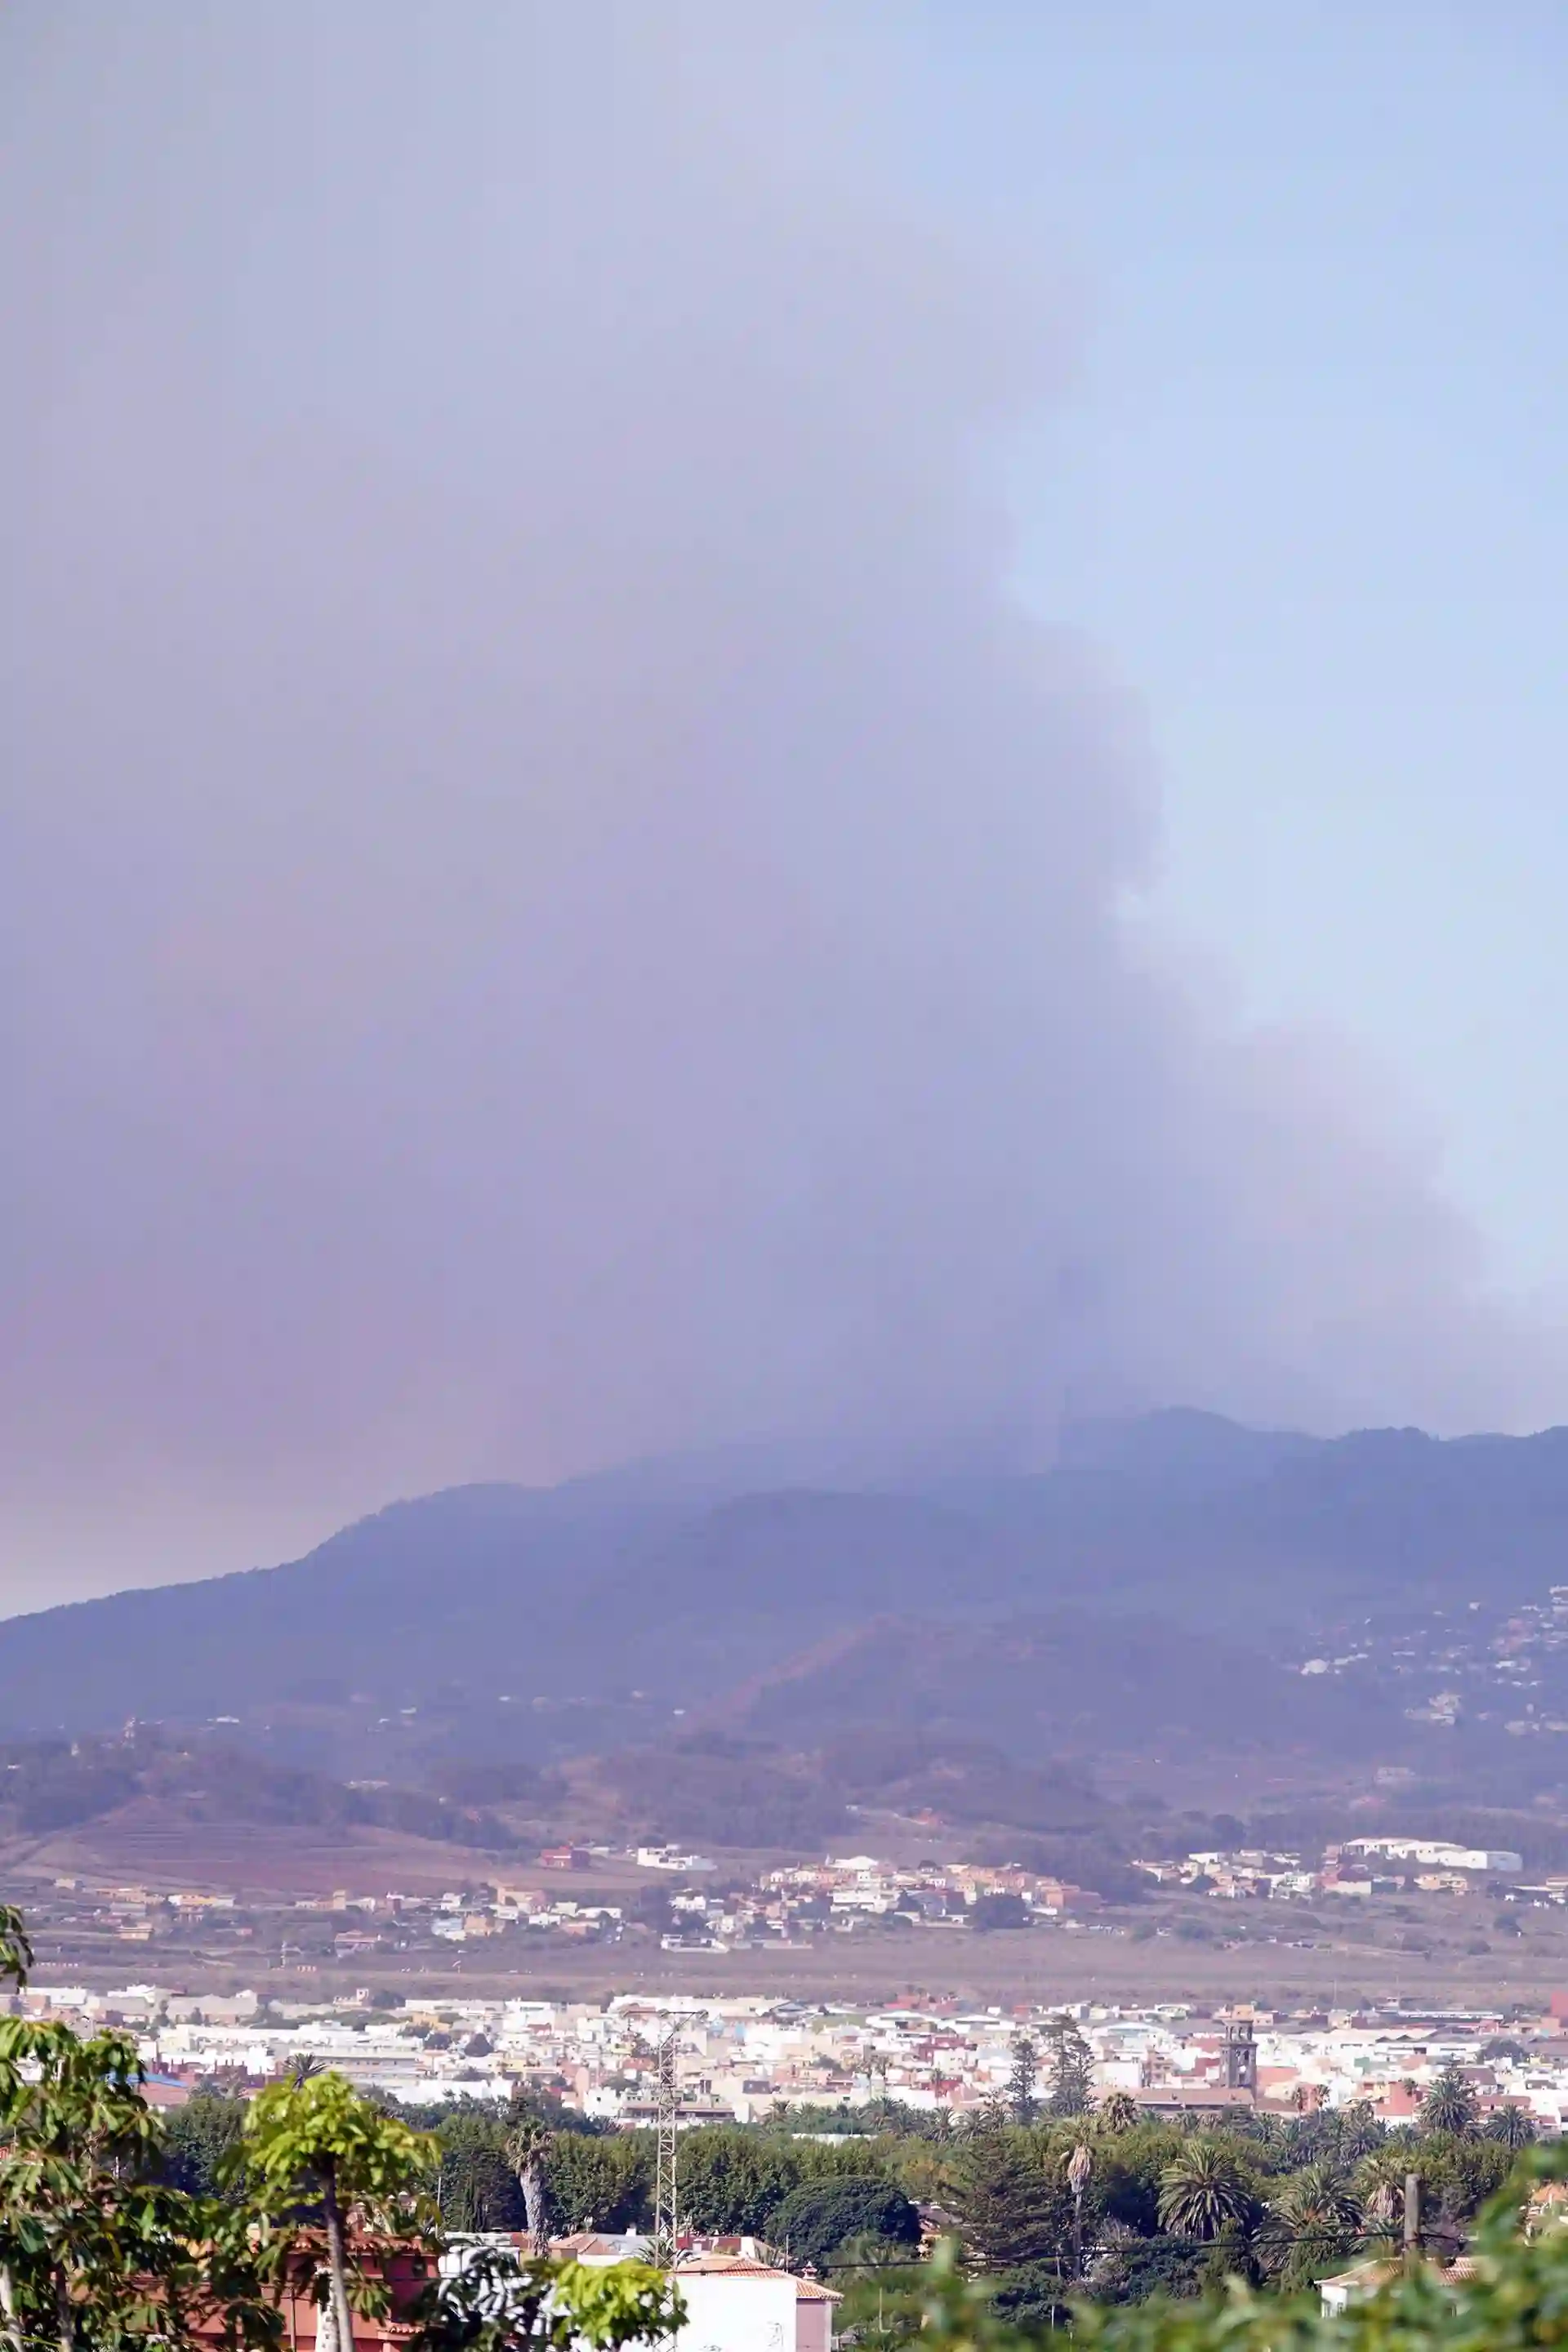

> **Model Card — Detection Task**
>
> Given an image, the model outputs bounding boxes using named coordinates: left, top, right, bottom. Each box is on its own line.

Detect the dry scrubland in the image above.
left=342, top=1909, right=1568, bottom=2011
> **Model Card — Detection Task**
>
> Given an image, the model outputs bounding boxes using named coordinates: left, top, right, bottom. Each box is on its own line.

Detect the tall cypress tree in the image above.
left=1045, top=2016, right=1096, bottom=2117
left=1008, top=2034, right=1040, bottom=2127
left=951, top=2127, right=1072, bottom=2271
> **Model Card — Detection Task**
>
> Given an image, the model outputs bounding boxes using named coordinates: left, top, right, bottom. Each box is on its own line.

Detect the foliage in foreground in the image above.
left=915, top=2142, right=1568, bottom=2352
left=0, top=1904, right=682, bottom=2352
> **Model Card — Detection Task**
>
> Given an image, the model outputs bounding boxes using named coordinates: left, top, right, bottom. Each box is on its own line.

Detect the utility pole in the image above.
left=1403, top=2173, right=1422, bottom=2275
left=653, top=2024, right=682, bottom=2271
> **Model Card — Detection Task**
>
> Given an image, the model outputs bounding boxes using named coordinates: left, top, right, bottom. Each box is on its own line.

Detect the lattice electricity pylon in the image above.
left=651, top=2024, right=681, bottom=2269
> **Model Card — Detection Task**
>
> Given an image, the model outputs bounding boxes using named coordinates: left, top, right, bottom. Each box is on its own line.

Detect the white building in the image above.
left=1343, top=1838, right=1523, bottom=1873
left=675, top=2256, right=838, bottom=2352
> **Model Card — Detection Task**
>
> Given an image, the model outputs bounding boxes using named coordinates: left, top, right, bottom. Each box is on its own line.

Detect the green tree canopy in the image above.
left=158, top=2092, right=249, bottom=2199
left=1045, top=2020, right=1096, bottom=2118
left=239, top=2072, right=434, bottom=2352
left=769, top=2176, right=920, bottom=2269
left=1255, top=2161, right=1361, bottom=2292
left=971, top=1895, right=1030, bottom=1932
left=546, top=2132, right=649, bottom=2235
left=1420, top=2065, right=1480, bottom=2140
left=952, top=2130, right=1076, bottom=2274
left=1156, top=2139, right=1256, bottom=2243
left=1008, top=2039, right=1040, bottom=2128
left=0, top=2017, right=277, bottom=2352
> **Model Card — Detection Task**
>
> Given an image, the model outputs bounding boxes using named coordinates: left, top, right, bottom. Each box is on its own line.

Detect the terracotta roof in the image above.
left=675, top=2256, right=840, bottom=2301
left=1320, top=2260, right=1398, bottom=2293
left=1321, top=2256, right=1479, bottom=2296
left=678, top=2257, right=785, bottom=2277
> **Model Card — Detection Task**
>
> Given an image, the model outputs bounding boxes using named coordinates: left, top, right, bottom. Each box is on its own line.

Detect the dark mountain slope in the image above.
left=1054, top=1405, right=1322, bottom=1488
left=0, top=1485, right=619, bottom=1732
left=2, top=1414, right=1567, bottom=1748
left=947, top=1419, right=1568, bottom=1628
left=0, top=1485, right=1015, bottom=1736
left=726, top=1610, right=1405, bottom=1762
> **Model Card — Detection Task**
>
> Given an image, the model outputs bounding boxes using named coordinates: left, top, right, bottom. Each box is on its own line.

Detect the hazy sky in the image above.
left=3, top=5, right=1566, bottom=1606
left=896, top=5, right=1568, bottom=1298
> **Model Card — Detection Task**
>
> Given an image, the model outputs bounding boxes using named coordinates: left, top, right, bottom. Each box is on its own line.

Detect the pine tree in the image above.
left=1008, top=2034, right=1040, bottom=2127
left=951, top=2128, right=1072, bottom=2272
left=1045, top=2016, right=1096, bottom=2117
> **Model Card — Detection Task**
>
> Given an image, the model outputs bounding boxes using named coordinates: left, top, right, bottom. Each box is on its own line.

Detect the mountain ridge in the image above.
left=5, top=1411, right=1568, bottom=1759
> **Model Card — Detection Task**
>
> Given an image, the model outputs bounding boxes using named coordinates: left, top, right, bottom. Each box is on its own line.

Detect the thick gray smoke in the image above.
left=1, top=7, right=1557, bottom=1597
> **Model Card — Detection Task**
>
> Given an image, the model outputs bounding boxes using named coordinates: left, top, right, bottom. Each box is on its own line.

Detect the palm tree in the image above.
left=1257, top=2162, right=1362, bottom=2291
left=1363, top=2176, right=1400, bottom=2248
left=243, top=2072, right=432, bottom=2352
left=506, top=2112, right=555, bottom=2245
left=1065, top=2140, right=1093, bottom=2279
left=1356, top=2145, right=1428, bottom=2230
left=1484, top=2105, right=1537, bottom=2152
left=1420, top=2065, right=1480, bottom=2140
left=1156, top=2139, right=1254, bottom=2243
left=1098, top=2091, right=1139, bottom=2134
left=1336, top=2101, right=1385, bottom=2164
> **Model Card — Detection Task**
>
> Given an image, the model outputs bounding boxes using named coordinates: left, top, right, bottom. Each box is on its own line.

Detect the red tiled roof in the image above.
left=675, top=2256, right=840, bottom=2301
left=678, top=2258, right=785, bottom=2276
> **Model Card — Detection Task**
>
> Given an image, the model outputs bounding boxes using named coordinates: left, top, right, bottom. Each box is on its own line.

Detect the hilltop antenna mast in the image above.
left=653, top=2023, right=681, bottom=2270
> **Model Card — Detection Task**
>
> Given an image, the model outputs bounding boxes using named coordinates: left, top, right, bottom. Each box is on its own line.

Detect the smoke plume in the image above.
left=0, top=7, right=1555, bottom=1596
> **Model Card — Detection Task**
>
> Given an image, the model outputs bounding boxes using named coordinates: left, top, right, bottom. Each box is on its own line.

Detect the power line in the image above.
left=812, top=2223, right=1452, bottom=2275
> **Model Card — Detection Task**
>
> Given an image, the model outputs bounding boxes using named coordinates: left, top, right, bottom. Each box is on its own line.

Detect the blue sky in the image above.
left=896, top=3, right=1567, bottom=1293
